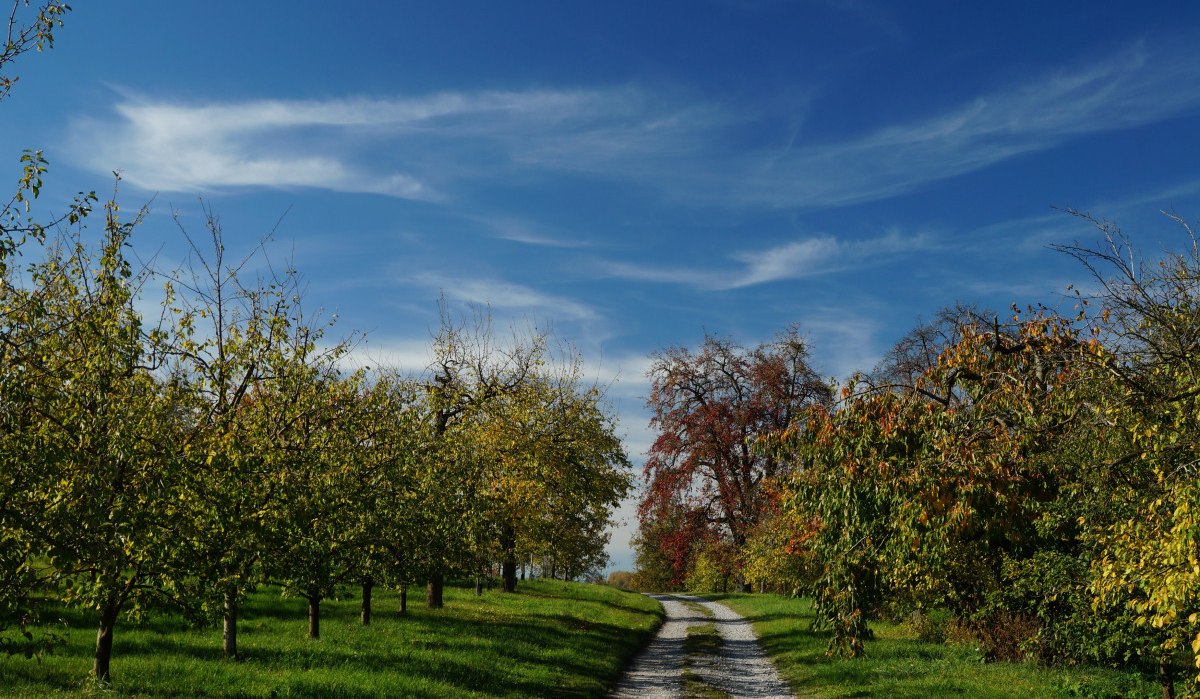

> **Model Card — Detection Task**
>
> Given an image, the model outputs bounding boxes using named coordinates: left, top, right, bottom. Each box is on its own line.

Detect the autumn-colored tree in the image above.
left=606, top=570, right=635, bottom=589
left=739, top=499, right=814, bottom=596
left=685, top=536, right=740, bottom=594
left=415, top=307, right=548, bottom=607
left=0, top=2, right=111, bottom=665
left=633, top=495, right=717, bottom=591
left=639, top=328, right=830, bottom=592
left=355, top=373, right=425, bottom=617
left=330, top=376, right=435, bottom=617
left=776, top=388, right=913, bottom=655
left=469, top=359, right=631, bottom=592
left=1054, top=214, right=1200, bottom=696
left=774, top=307, right=1087, bottom=656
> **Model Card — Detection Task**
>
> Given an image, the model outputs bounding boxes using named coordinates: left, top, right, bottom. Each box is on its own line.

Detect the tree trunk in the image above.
left=737, top=578, right=752, bottom=593
left=223, top=584, right=239, bottom=659
left=93, top=602, right=120, bottom=684
left=307, top=596, right=321, bottom=639
left=361, top=578, right=373, bottom=626
left=1161, top=660, right=1176, bottom=699
left=475, top=576, right=483, bottom=596
left=501, top=523, right=518, bottom=593
left=399, top=584, right=408, bottom=615
left=426, top=569, right=444, bottom=609
left=845, top=583, right=872, bottom=654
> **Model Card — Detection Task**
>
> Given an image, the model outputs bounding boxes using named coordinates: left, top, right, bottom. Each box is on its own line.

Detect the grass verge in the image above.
left=703, top=593, right=1161, bottom=699
left=0, top=579, right=662, bottom=698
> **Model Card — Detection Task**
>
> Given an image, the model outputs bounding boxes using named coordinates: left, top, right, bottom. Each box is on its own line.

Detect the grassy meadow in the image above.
left=0, top=580, right=662, bottom=698
left=704, top=594, right=1162, bottom=699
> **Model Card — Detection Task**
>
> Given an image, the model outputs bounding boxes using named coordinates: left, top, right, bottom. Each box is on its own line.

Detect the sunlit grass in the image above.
left=703, top=593, right=1161, bottom=699
left=0, top=579, right=662, bottom=698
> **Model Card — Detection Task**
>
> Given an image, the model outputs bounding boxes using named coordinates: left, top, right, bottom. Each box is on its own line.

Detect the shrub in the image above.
left=972, top=610, right=1041, bottom=662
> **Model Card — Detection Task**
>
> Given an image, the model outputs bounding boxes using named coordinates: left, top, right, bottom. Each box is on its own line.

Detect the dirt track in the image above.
left=609, top=593, right=793, bottom=699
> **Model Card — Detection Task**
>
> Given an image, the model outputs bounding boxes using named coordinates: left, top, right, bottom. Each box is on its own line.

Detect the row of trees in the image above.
left=0, top=4, right=631, bottom=685
left=0, top=188, right=630, bottom=684
left=634, top=216, right=1200, bottom=697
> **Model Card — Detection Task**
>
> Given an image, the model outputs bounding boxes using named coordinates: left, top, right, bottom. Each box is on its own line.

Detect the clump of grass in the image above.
left=0, top=579, right=663, bottom=698
left=681, top=666, right=732, bottom=699
left=683, top=621, right=722, bottom=657
left=680, top=599, right=714, bottom=619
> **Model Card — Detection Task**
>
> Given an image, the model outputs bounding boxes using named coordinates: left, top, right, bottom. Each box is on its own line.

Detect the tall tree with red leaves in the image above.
left=638, top=327, right=831, bottom=591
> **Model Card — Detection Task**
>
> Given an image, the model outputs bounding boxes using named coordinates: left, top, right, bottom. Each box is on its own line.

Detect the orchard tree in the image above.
left=415, top=306, right=547, bottom=608
left=463, top=351, right=630, bottom=593
left=2, top=195, right=185, bottom=684
left=351, top=372, right=426, bottom=616
left=639, top=328, right=830, bottom=592
left=633, top=497, right=717, bottom=590
left=349, top=373, right=425, bottom=622
left=0, top=172, right=95, bottom=659
left=154, top=210, right=353, bottom=658
left=774, top=307, right=1088, bottom=656
left=1055, top=214, right=1200, bottom=696
left=0, top=0, right=99, bottom=662
left=265, top=368, right=365, bottom=640
left=503, top=375, right=631, bottom=589
left=775, top=387, right=915, bottom=655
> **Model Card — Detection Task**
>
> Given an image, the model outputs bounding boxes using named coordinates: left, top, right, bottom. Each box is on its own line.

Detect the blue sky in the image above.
left=6, top=1, right=1200, bottom=571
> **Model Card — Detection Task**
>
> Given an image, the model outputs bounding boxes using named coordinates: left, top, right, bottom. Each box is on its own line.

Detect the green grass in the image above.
left=681, top=621, right=728, bottom=699
left=702, top=594, right=1162, bottom=699
left=0, top=580, right=663, bottom=698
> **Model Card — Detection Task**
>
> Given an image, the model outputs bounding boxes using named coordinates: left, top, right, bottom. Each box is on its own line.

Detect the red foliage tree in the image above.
left=637, top=328, right=830, bottom=591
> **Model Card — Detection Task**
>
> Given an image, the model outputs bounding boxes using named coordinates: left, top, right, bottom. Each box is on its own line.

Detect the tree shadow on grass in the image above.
left=3, top=582, right=658, bottom=699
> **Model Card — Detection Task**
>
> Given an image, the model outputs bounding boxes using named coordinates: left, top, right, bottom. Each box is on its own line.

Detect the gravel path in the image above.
left=609, top=593, right=793, bottom=699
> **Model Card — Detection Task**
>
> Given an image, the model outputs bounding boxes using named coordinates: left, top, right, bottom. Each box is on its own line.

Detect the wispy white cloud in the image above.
left=412, top=273, right=598, bottom=322
left=738, top=45, right=1200, bottom=207
left=732, top=237, right=843, bottom=287
left=72, top=98, right=439, bottom=198
left=67, top=87, right=717, bottom=200
left=596, top=261, right=714, bottom=287
left=65, top=44, right=1200, bottom=209
left=602, top=229, right=935, bottom=290
left=484, top=217, right=592, bottom=248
